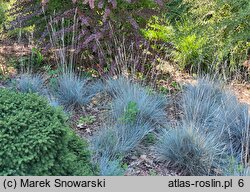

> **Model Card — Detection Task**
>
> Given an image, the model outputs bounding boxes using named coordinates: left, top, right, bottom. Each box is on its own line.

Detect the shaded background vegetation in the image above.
left=0, top=0, right=248, bottom=79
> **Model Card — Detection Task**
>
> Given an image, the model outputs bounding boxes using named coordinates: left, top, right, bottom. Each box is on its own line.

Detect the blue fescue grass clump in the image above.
left=91, top=119, right=152, bottom=175
left=155, top=125, right=228, bottom=176
left=216, top=93, right=250, bottom=160
left=181, top=76, right=225, bottom=130
left=53, top=71, right=100, bottom=109
left=89, top=80, right=105, bottom=96
left=91, top=127, right=118, bottom=158
left=97, top=155, right=125, bottom=176
left=14, top=73, right=46, bottom=94
left=47, top=96, right=61, bottom=108
left=91, top=76, right=168, bottom=175
left=105, top=77, right=137, bottom=98
left=107, top=77, right=168, bottom=126
left=91, top=133, right=126, bottom=175
left=115, top=120, right=153, bottom=154
left=92, top=120, right=153, bottom=157
left=45, top=94, right=70, bottom=115
left=181, top=76, right=250, bottom=170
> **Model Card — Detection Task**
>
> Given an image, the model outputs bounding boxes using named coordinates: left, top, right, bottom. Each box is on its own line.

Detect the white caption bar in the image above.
left=0, top=176, right=249, bottom=192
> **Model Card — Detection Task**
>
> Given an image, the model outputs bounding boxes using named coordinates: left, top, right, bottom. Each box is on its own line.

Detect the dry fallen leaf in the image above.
left=86, top=128, right=92, bottom=134
left=77, top=124, right=85, bottom=129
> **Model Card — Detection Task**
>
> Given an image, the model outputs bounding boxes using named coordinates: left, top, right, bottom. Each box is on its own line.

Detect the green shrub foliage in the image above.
left=0, top=0, right=9, bottom=32
left=0, top=88, right=93, bottom=176
left=143, top=0, right=250, bottom=76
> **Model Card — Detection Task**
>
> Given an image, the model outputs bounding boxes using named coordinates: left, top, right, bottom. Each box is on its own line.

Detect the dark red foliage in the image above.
left=8, top=0, right=166, bottom=76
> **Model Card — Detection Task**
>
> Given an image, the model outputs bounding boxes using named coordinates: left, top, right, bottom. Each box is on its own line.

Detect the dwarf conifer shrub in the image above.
left=0, top=88, right=93, bottom=176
